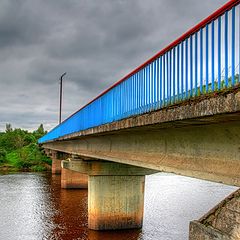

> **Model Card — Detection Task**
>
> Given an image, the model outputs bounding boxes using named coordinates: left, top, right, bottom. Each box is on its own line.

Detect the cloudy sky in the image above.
left=0, top=0, right=227, bottom=132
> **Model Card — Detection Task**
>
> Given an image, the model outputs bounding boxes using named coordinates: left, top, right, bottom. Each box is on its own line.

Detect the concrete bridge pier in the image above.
left=61, top=168, right=88, bottom=189
left=89, top=175, right=145, bottom=230
left=50, top=150, right=65, bottom=174
left=61, top=156, right=88, bottom=189
left=44, top=150, right=88, bottom=188
left=62, top=159, right=157, bottom=230
left=43, top=149, right=61, bottom=174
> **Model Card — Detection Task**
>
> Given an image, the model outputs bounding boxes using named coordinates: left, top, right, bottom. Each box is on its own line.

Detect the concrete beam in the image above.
left=43, top=120, right=240, bottom=186
left=50, top=150, right=69, bottom=175
left=61, top=159, right=158, bottom=176
left=44, top=148, right=52, bottom=158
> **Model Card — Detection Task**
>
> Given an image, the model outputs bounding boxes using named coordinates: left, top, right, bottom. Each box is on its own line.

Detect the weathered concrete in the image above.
left=89, top=175, right=145, bottom=230
left=53, top=89, right=240, bottom=141
left=189, top=221, right=232, bottom=240
left=44, top=120, right=240, bottom=186
left=52, top=158, right=62, bottom=174
left=189, top=188, right=240, bottom=240
left=62, top=159, right=158, bottom=176
left=44, top=148, right=51, bottom=157
left=61, top=167, right=88, bottom=189
left=62, top=159, right=156, bottom=230
left=46, top=151, right=88, bottom=187
left=50, top=151, right=68, bottom=175
left=42, top=90, right=240, bottom=186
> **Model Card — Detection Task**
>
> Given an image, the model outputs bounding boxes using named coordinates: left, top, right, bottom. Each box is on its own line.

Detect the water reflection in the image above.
left=0, top=172, right=237, bottom=240
left=50, top=177, right=88, bottom=239
left=48, top=175, right=142, bottom=240
left=0, top=173, right=56, bottom=240
left=88, top=229, right=142, bottom=240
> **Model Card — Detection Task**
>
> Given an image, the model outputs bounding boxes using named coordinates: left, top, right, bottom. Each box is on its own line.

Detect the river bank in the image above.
left=0, top=163, right=51, bottom=172
left=0, top=124, right=51, bottom=172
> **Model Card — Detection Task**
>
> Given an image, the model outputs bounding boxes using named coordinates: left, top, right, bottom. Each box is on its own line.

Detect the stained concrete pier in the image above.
left=61, top=166, right=88, bottom=189
left=62, top=159, right=157, bottom=230
left=50, top=151, right=66, bottom=174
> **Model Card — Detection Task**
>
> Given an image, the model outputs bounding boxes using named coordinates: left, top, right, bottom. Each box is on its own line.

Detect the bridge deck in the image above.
left=43, top=89, right=240, bottom=186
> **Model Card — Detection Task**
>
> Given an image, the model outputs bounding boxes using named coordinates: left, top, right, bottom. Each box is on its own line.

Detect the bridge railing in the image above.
left=39, top=0, right=239, bottom=144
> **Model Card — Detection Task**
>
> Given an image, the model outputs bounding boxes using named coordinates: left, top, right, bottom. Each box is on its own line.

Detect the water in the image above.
left=0, top=172, right=237, bottom=240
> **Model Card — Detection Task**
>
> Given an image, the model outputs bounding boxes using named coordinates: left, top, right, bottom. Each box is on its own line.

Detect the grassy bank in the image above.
left=0, top=124, right=51, bottom=172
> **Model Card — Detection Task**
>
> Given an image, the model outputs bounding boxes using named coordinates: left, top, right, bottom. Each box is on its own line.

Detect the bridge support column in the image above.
left=51, top=151, right=67, bottom=174
left=62, top=159, right=157, bottom=230
left=52, top=159, right=62, bottom=174
left=61, top=168, right=88, bottom=189
left=88, top=175, right=145, bottom=230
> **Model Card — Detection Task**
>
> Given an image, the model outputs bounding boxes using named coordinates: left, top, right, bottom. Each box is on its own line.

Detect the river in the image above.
left=0, top=172, right=237, bottom=240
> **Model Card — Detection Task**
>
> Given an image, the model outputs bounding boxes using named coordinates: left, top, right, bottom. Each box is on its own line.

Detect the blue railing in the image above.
left=39, top=0, right=240, bottom=144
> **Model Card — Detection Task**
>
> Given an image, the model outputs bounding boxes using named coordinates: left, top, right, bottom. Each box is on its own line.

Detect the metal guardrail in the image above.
left=39, top=0, right=240, bottom=144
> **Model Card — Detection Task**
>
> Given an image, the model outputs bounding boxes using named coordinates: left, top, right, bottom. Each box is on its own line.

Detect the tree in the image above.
left=0, top=147, right=6, bottom=163
left=5, top=123, right=12, bottom=133
left=33, top=124, right=47, bottom=139
left=36, top=124, right=45, bottom=135
left=0, top=123, right=51, bottom=171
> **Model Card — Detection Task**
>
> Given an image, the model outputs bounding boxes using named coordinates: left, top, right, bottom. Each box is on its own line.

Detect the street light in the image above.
left=59, top=72, right=66, bottom=124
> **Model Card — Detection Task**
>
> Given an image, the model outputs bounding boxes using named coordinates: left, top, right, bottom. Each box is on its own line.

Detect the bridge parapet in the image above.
left=39, top=0, right=240, bottom=144
left=53, top=89, right=240, bottom=141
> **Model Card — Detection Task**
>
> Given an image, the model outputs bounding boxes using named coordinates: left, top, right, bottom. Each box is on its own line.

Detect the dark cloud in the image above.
left=0, top=0, right=53, bottom=49
left=0, top=0, right=227, bottom=131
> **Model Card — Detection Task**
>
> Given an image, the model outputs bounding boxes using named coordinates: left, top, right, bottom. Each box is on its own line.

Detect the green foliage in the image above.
left=6, top=151, right=19, bottom=165
left=31, top=165, right=47, bottom=172
left=0, top=124, right=51, bottom=171
left=0, top=147, right=7, bottom=164
left=5, top=123, right=12, bottom=133
left=33, top=124, right=47, bottom=140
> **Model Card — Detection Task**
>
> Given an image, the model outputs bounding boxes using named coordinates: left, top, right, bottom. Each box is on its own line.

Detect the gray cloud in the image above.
left=0, top=0, right=227, bottom=131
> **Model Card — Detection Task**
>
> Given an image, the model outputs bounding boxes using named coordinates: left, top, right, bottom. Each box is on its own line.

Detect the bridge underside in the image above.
left=42, top=89, right=240, bottom=186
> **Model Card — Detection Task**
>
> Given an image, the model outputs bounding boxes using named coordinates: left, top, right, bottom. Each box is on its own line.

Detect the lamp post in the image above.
left=59, top=72, right=66, bottom=124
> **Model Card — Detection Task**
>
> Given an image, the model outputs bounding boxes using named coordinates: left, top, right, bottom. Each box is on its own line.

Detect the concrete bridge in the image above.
left=40, top=0, right=240, bottom=238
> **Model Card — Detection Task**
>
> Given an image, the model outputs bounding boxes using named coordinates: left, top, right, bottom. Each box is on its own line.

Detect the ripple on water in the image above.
left=0, top=172, right=237, bottom=240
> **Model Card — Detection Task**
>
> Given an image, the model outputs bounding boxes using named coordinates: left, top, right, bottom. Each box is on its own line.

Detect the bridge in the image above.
left=39, top=0, right=240, bottom=238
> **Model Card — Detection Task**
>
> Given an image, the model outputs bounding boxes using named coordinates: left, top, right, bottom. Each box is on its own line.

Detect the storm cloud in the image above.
left=0, top=0, right=227, bottom=131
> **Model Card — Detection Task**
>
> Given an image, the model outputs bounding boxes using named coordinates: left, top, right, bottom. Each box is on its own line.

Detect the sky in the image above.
left=0, top=0, right=228, bottom=132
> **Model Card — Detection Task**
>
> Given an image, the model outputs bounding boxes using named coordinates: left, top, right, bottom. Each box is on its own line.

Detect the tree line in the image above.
left=0, top=124, right=51, bottom=171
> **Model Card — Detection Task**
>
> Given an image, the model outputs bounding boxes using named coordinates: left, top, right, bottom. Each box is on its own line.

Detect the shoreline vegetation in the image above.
left=0, top=124, right=51, bottom=172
